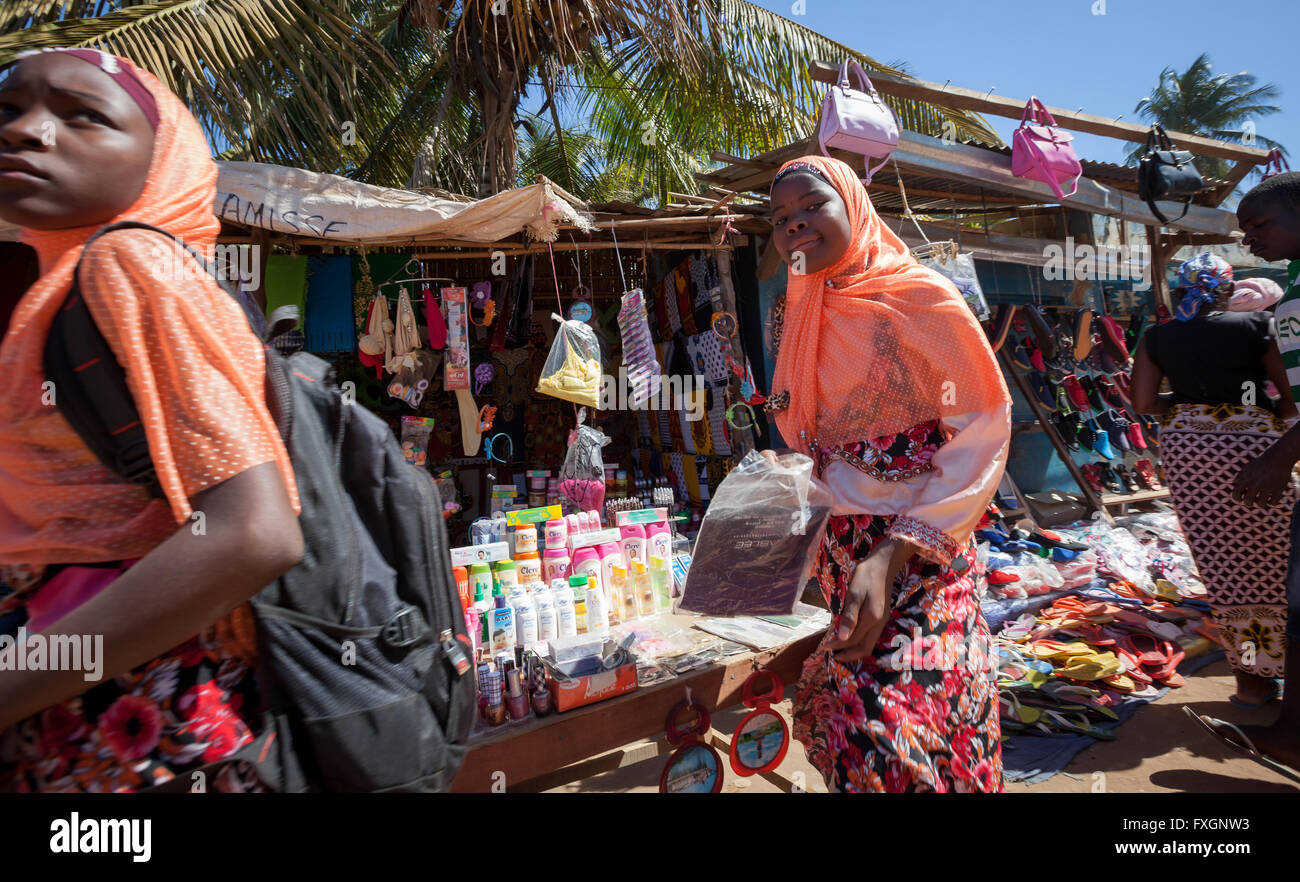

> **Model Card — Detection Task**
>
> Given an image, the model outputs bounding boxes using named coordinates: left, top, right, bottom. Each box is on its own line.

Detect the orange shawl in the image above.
left=770, top=155, right=1009, bottom=447
left=0, top=56, right=297, bottom=565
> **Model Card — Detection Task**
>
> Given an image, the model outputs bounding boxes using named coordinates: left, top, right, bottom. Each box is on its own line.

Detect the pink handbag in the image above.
left=1011, top=97, right=1082, bottom=200
left=816, top=60, right=899, bottom=184
left=1262, top=147, right=1291, bottom=180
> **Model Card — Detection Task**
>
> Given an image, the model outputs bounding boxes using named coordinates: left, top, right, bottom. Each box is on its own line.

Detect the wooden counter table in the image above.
left=451, top=624, right=826, bottom=793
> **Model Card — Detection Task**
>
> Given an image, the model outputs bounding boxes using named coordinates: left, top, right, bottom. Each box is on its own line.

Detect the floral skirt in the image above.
left=792, top=514, right=1003, bottom=793
left=1159, top=403, right=1297, bottom=678
left=0, top=566, right=266, bottom=793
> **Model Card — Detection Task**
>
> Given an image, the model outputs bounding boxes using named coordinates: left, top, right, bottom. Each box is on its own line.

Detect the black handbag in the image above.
left=1137, top=125, right=1204, bottom=225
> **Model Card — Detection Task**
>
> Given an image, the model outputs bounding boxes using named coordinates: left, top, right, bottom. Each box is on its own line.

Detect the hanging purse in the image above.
left=1137, top=125, right=1203, bottom=225
left=816, top=59, right=900, bottom=184
left=1262, top=147, right=1291, bottom=181
left=1010, top=97, right=1082, bottom=200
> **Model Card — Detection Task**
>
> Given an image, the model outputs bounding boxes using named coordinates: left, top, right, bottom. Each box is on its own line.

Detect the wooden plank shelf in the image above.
left=1100, top=489, right=1170, bottom=506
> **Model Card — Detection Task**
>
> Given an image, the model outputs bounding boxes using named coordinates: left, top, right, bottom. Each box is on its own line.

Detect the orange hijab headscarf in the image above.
left=770, top=155, right=1010, bottom=447
left=0, top=52, right=297, bottom=565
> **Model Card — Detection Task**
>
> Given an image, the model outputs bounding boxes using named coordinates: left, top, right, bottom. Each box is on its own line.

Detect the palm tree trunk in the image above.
left=467, top=12, right=521, bottom=197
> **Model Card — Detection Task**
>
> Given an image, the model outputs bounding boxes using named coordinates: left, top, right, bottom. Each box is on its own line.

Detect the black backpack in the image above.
left=43, top=222, right=476, bottom=792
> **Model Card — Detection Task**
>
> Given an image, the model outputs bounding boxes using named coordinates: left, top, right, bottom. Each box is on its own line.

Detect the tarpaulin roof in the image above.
left=0, top=161, right=593, bottom=245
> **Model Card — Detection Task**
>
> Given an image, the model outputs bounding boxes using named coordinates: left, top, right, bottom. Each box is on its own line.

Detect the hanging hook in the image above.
left=985, top=86, right=996, bottom=98
left=938, top=78, right=951, bottom=94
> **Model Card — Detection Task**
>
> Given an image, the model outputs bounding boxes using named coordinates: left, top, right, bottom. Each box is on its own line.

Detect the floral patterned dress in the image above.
left=791, top=421, right=1003, bottom=793
left=0, top=567, right=266, bottom=793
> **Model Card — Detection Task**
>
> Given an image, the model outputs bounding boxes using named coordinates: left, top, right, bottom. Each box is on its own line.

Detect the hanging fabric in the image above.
left=424, top=282, right=447, bottom=349
left=304, top=255, right=356, bottom=354
left=358, top=292, right=394, bottom=378
left=505, top=254, right=535, bottom=348
left=386, top=285, right=425, bottom=373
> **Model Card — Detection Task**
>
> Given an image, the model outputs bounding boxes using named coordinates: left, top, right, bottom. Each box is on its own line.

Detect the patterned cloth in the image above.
left=1175, top=252, right=1234, bottom=322
left=1, top=566, right=265, bottom=793
left=1158, top=403, right=1298, bottom=677
left=792, top=422, right=1002, bottom=792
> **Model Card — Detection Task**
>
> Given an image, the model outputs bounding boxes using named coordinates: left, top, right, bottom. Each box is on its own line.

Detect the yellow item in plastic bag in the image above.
left=536, top=313, right=602, bottom=408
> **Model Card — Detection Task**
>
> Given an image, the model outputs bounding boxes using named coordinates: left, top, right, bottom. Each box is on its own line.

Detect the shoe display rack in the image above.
left=992, top=303, right=1169, bottom=524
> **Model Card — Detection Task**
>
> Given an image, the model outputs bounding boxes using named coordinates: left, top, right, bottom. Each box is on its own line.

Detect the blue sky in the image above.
left=748, top=0, right=1295, bottom=170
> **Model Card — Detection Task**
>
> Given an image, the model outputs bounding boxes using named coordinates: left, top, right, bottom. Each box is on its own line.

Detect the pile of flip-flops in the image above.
left=978, top=522, right=1097, bottom=598
left=994, top=577, right=1219, bottom=740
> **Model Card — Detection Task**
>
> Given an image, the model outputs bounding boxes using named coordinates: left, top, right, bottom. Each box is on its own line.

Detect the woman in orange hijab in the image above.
left=0, top=49, right=301, bottom=792
left=767, top=156, right=1011, bottom=792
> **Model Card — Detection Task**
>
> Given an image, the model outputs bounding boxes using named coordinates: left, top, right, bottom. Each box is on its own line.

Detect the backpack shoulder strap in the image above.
left=42, top=221, right=276, bottom=495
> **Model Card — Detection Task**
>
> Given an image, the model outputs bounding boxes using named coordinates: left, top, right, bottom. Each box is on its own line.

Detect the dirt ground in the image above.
left=544, top=657, right=1298, bottom=793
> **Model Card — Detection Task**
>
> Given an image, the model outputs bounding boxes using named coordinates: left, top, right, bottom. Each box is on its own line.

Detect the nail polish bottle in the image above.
left=506, top=667, right=530, bottom=720
left=483, top=671, right=506, bottom=726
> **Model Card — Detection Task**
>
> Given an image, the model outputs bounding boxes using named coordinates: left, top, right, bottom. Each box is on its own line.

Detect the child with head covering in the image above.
left=0, top=49, right=302, bottom=792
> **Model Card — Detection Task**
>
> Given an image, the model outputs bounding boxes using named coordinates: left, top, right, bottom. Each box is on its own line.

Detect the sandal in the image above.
left=1038, top=708, right=1118, bottom=740
left=988, top=304, right=1017, bottom=353
left=1182, top=707, right=1300, bottom=785
left=1133, top=458, right=1162, bottom=490
left=1055, top=650, right=1122, bottom=682
left=1072, top=309, right=1094, bottom=361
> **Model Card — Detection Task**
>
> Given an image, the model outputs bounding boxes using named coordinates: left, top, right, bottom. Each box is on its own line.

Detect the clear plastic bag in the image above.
left=559, top=415, right=609, bottom=511
left=916, top=250, right=990, bottom=320
left=536, top=312, right=603, bottom=408
left=679, top=450, right=833, bottom=616
left=399, top=416, right=434, bottom=467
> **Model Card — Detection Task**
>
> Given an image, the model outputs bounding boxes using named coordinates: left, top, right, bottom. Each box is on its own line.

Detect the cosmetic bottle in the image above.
left=506, top=667, right=530, bottom=720
left=610, top=565, right=638, bottom=623
left=632, top=561, right=655, bottom=618
left=542, top=546, right=572, bottom=584
left=597, top=541, right=626, bottom=606
left=514, top=524, right=538, bottom=556
left=510, top=587, right=538, bottom=648
left=648, top=555, right=672, bottom=613
left=488, top=595, right=515, bottom=653
left=534, top=583, right=558, bottom=642
left=571, top=577, right=588, bottom=634
left=483, top=671, right=506, bottom=726
left=646, top=520, right=672, bottom=564
left=492, top=559, right=518, bottom=593
left=515, top=550, right=542, bottom=586
left=619, top=523, right=647, bottom=568
left=552, top=578, right=578, bottom=637
left=453, top=566, right=470, bottom=611
left=583, top=573, right=610, bottom=637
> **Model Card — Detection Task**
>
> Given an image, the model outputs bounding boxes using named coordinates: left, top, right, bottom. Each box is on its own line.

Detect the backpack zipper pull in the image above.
left=441, top=629, right=471, bottom=678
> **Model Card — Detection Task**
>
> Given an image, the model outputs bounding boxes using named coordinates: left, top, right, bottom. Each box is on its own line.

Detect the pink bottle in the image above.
left=596, top=541, right=626, bottom=605
left=571, top=546, right=604, bottom=601
left=619, top=523, right=647, bottom=568
left=646, top=520, right=672, bottom=563
left=543, top=547, right=572, bottom=584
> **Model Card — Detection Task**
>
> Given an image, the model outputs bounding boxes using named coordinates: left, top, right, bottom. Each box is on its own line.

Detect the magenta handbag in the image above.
left=1262, top=148, right=1291, bottom=180
left=817, top=59, right=899, bottom=184
left=1011, top=97, right=1082, bottom=200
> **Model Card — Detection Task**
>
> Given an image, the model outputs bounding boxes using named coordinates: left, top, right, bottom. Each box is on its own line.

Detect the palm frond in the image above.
left=1, top=0, right=394, bottom=174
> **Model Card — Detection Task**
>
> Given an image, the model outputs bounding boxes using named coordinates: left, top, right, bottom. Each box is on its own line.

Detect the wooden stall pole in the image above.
left=1145, top=225, right=1172, bottom=314
left=249, top=229, right=272, bottom=314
